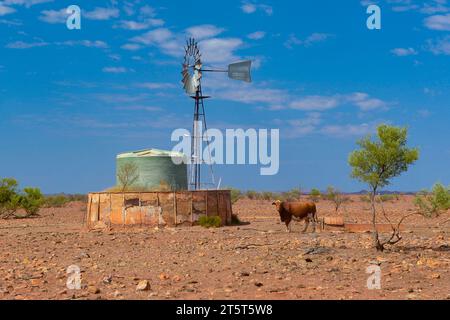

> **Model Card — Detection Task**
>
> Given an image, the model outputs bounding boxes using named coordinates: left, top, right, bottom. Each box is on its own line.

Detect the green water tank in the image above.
left=116, top=149, right=188, bottom=191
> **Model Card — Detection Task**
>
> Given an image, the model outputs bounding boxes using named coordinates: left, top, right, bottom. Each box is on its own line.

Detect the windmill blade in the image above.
left=228, top=60, right=252, bottom=83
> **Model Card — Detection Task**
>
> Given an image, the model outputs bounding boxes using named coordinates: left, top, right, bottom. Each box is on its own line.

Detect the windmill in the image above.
left=181, top=38, right=252, bottom=191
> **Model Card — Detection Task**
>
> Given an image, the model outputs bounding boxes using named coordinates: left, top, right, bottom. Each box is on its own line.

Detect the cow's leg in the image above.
left=302, top=218, right=310, bottom=233
left=285, top=217, right=292, bottom=233
left=311, top=215, right=316, bottom=233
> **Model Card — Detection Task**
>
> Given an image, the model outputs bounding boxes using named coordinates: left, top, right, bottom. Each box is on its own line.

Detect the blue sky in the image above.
left=0, top=0, right=449, bottom=193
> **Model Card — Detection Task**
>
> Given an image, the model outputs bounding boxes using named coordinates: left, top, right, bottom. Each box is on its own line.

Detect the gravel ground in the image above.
left=0, top=196, right=449, bottom=300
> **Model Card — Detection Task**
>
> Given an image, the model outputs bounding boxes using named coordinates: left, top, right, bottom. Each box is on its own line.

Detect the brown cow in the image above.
left=272, top=200, right=318, bottom=233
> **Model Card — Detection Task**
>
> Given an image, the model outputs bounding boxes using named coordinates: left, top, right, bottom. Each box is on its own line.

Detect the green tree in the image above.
left=19, top=188, right=44, bottom=217
left=326, top=186, right=347, bottom=213
left=309, top=188, right=321, bottom=203
left=0, top=178, right=20, bottom=218
left=117, top=163, right=139, bottom=192
left=349, top=125, right=419, bottom=251
left=415, top=183, right=450, bottom=217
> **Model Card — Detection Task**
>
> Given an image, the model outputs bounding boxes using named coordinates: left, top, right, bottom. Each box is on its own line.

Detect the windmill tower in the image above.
left=181, top=38, right=252, bottom=191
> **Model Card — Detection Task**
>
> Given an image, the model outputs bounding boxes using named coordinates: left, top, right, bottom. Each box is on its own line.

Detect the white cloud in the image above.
left=115, top=105, right=162, bottom=112
left=427, top=36, right=450, bottom=55
left=3, top=0, right=53, bottom=7
left=217, top=87, right=285, bottom=105
left=285, top=33, right=333, bottom=49
left=39, top=9, right=66, bottom=23
left=5, top=40, right=48, bottom=49
left=290, top=95, right=340, bottom=111
left=7, top=39, right=108, bottom=49
left=424, top=13, right=450, bottom=30
left=420, top=1, right=450, bottom=14
left=0, top=4, right=16, bottom=16
left=198, top=38, right=243, bottom=64
left=279, top=92, right=388, bottom=112
left=56, top=40, right=108, bottom=49
left=114, top=19, right=164, bottom=30
left=280, top=113, right=378, bottom=139
left=102, top=67, right=128, bottom=73
left=186, top=25, right=225, bottom=40
left=0, top=18, right=21, bottom=25
left=391, top=47, right=418, bottom=56
left=136, top=82, right=176, bottom=90
left=130, top=23, right=247, bottom=64
left=85, top=7, right=119, bottom=21
left=345, top=92, right=388, bottom=111
left=121, top=43, right=142, bottom=51
left=131, top=28, right=181, bottom=57
left=247, top=31, right=266, bottom=40
left=360, top=0, right=378, bottom=6
left=320, top=123, right=373, bottom=137
left=139, top=5, right=156, bottom=17
left=241, top=3, right=257, bottom=13
left=241, top=2, right=273, bottom=15
left=391, top=4, right=419, bottom=12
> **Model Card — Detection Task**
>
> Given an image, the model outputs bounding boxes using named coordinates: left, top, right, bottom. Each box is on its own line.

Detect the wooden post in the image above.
left=157, top=193, right=161, bottom=228
left=96, top=194, right=101, bottom=222
left=122, top=193, right=125, bottom=225
left=173, top=192, right=177, bottom=227
left=86, top=194, right=92, bottom=228
left=109, top=193, right=112, bottom=230
left=216, top=190, right=221, bottom=224
left=190, top=193, right=194, bottom=226
left=205, top=191, right=208, bottom=217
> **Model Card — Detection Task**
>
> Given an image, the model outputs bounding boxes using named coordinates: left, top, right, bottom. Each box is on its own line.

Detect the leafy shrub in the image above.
left=44, top=194, right=87, bottom=208
left=0, top=178, right=20, bottom=218
left=309, top=188, right=321, bottom=202
left=19, top=188, right=44, bottom=217
left=261, top=192, right=275, bottom=201
left=379, top=194, right=399, bottom=202
left=325, top=186, right=348, bottom=213
left=415, top=183, right=450, bottom=217
left=286, top=188, right=302, bottom=200
left=229, top=188, right=242, bottom=204
left=246, top=190, right=259, bottom=200
left=1, top=178, right=44, bottom=219
left=198, top=215, right=222, bottom=228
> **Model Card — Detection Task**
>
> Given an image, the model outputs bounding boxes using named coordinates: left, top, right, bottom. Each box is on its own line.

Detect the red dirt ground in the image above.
left=0, top=196, right=449, bottom=300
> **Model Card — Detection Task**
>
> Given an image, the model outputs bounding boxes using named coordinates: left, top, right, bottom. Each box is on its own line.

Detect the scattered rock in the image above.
left=30, top=279, right=44, bottom=287
left=136, top=280, right=151, bottom=292
left=159, top=273, right=170, bottom=281
left=304, top=247, right=332, bottom=255
left=87, top=286, right=100, bottom=294
left=102, top=275, right=113, bottom=284
left=172, top=275, right=182, bottom=282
